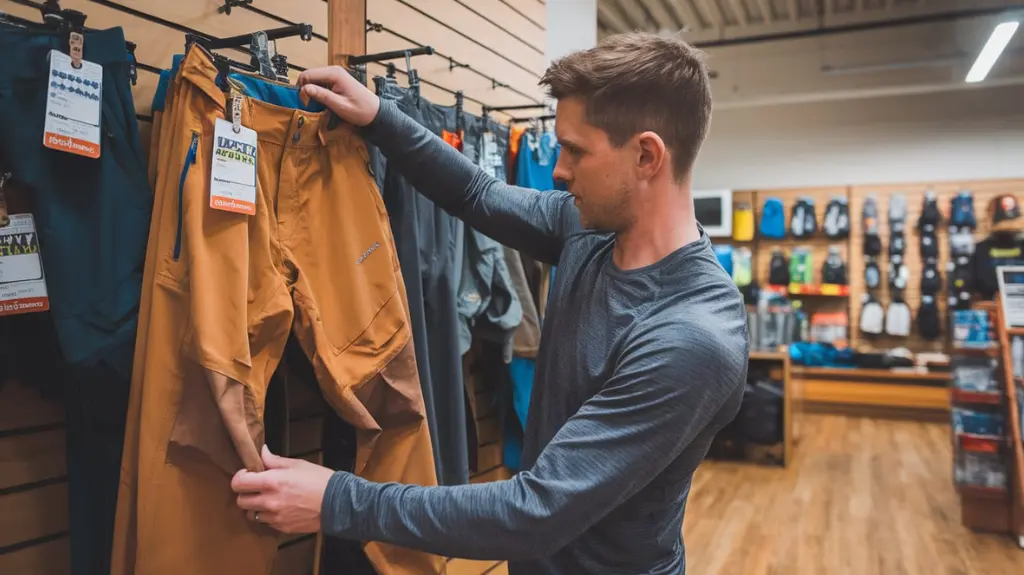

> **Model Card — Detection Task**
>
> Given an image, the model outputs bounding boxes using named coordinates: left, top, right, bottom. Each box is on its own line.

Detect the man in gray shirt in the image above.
left=232, top=33, right=748, bottom=574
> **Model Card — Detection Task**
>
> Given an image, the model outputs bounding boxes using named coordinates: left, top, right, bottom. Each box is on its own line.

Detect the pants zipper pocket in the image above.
left=174, top=132, right=199, bottom=260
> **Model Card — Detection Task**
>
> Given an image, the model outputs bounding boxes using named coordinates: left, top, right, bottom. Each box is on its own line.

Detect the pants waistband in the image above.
left=0, top=26, right=130, bottom=78
left=179, top=45, right=358, bottom=149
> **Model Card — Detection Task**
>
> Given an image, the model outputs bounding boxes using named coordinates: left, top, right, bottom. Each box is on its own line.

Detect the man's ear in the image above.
left=635, top=131, right=667, bottom=181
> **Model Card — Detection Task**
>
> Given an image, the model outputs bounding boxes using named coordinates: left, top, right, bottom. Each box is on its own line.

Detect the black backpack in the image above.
left=769, top=250, right=789, bottom=286
left=918, top=192, right=942, bottom=229
left=738, top=381, right=784, bottom=445
left=921, top=264, right=942, bottom=296
left=917, top=296, right=941, bottom=340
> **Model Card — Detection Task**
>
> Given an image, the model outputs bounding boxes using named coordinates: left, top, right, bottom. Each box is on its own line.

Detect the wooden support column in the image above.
left=328, top=0, right=366, bottom=66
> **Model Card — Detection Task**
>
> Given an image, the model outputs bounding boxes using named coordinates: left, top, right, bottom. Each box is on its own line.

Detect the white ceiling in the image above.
left=597, top=0, right=1024, bottom=108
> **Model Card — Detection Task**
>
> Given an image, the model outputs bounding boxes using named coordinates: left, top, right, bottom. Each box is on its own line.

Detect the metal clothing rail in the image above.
left=348, top=46, right=434, bottom=66
left=509, top=114, right=554, bottom=124
left=200, top=23, right=312, bottom=50
left=483, top=104, right=548, bottom=113
left=77, top=0, right=311, bottom=72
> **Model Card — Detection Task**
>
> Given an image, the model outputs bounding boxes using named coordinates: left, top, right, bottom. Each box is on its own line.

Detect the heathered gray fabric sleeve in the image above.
left=320, top=322, right=737, bottom=561
left=359, top=98, right=580, bottom=265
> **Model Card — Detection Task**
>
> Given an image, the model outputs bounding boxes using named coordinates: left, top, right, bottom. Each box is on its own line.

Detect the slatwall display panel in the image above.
left=368, top=0, right=548, bottom=110
left=0, top=0, right=546, bottom=122
left=0, top=1, right=285, bottom=114
left=849, top=179, right=1023, bottom=352
left=752, top=188, right=853, bottom=336
left=504, top=0, right=545, bottom=30
left=0, top=382, right=69, bottom=574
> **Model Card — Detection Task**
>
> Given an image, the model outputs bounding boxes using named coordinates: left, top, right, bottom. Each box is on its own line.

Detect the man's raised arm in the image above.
left=300, top=68, right=579, bottom=266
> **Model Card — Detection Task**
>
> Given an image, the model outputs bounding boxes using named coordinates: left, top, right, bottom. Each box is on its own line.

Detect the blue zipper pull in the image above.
left=173, top=132, right=199, bottom=260
left=188, top=132, right=199, bottom=163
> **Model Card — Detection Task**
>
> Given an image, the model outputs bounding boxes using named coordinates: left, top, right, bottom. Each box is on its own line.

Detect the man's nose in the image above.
left=552, top=155, right=570, bottom=185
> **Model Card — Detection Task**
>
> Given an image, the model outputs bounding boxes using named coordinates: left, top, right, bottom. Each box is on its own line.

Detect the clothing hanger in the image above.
left=454, top=91, right=464, bottom=134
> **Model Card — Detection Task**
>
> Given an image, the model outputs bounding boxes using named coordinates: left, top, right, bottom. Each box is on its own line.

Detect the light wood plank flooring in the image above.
left=683, top=414, right=1022, bottom=574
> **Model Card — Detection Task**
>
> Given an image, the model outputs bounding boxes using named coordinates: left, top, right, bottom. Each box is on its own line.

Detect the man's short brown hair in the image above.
left=540, top=33, right=712, bottom=179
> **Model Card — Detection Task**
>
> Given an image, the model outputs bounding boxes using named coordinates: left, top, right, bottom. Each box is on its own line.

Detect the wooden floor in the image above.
left=683, top=414, right=1022, bottom=574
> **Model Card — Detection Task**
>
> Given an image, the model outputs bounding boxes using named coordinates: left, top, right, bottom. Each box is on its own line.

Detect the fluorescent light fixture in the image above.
left=965, top=21, right=1019, bottom=83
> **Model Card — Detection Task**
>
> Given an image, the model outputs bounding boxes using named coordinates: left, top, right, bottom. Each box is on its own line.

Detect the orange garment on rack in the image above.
left=111, top=45, right=443, bottom=575
left=442, top=128, right=463, bottom=151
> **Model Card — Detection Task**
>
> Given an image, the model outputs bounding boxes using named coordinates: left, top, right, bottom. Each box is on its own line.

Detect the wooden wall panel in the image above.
left=463, top=0, right=546, bottom=49
left=369, top=0, right=546, bottom=102
left=0, top=382, right=63, bottom=433
left=405, top=0, right=545, bottom=74
left=0, top=0, right=547, bottom=121
left=0, top=482, right=69, bottom=549
left=0, top=536, right=70, bottom=575
left=364, top=34, right=540, bottom=109
left=504, top=0, right=547, bottom=29
left=0, top=383, right=69, bottom=565
left=0, top=430, right=66, bottom=490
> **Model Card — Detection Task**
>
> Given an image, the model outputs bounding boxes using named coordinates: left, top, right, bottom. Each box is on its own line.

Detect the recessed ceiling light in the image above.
left=965, top=21, right=1019, bottom=83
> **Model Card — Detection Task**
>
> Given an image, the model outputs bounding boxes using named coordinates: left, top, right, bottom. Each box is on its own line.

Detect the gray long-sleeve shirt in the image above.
left=321, top=99, right=749, bottom=574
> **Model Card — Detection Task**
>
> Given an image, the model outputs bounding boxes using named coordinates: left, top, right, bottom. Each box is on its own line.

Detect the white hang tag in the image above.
left=43, top=49, right=103, bottom=159
left=210, top=117, right=258, bottom=215
left=0, top=214, right=50, bottom=316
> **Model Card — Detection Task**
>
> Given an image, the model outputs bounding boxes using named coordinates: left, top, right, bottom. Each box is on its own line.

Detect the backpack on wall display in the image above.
left=920, top=232, right=939, bottom=260
left=860, top=295, right=885, bottom=336
left=920, top=263, right=942, bottom=295
left=733, top=247, right=753, bottom=287
left=950, top=190, right=977, bottom=230
left=732, top=203, right=755, bottom=241
left=760, top=197, right=786, bottom=239
left=790, top=197, right=817, bottom=238
left=823, top=197, right=850, bottom=239
left=821, top=246, right=847, bottom=285
left=948, top=262, right=974, bottom=310
left=888, top=232, right=907, bottom=258
left=919, top=191, right=942, bottom=229
left=889, top=259, right=909, bottom=291
left=864, top=258, right=881, bottom=289
left=888, top=193, right=908, bottom=234
left=713, top=244, right=734, bottom=277
left=885, top=300, right=912, bottom=337
left=950, top=228, right=975, bottom=258
left=917, top=295, right=941, bottom=340
left=862, top=196, right=882, bottom=256
left=789, top=248, right=814, bottom=285
left=768, top=250, right=790, bottom=285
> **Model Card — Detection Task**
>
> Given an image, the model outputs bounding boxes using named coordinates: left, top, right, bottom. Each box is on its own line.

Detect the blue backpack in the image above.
left=760, top=197, right=786, bottom=239
left=713, top=244, right=734, bottom=277
left=950, top=191, right=977, bottom=230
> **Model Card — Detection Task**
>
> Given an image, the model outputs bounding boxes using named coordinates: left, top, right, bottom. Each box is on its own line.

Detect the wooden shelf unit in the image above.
left=994, top=313, right=1024, bottom=548
left=747, top=350, right=795, bottom=468
left=792, top=366, right=950, bottom=420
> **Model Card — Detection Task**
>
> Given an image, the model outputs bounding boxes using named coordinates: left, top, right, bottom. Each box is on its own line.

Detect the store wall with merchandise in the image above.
left=716, top=180, right=1024, bottom=542
left=0, top=0, right=553, bottom=573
